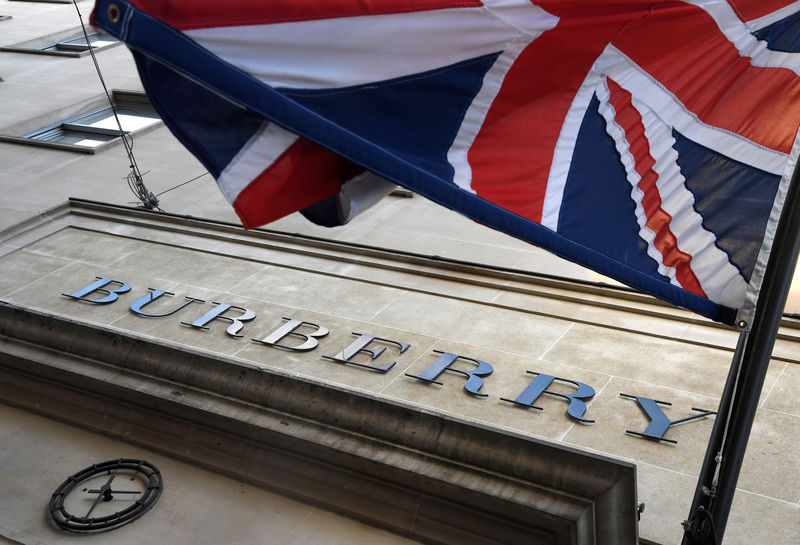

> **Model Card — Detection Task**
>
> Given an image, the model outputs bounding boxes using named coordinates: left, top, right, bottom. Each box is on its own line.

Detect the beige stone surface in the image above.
left=0, top=217, right=798, bottom=545
left=333, top=261, right=507, bottom=304
left=737, top=408, right=800, bottom=503
left=0, top=207, right=37, bottom=231
left=635, top=463, right=800, bottom=545
left=111, top=286, right=274, bottom=357
left=382, top=344, right=517, bottom=433
left=372, top=291, right=572, bottom=357
left=564, top=377, right=718, bottom=478
left=3, top=261, right=174, bottom=326
left=544, top=323, right=746, bottom=398
left=0, top=404, right=421, bottom=545
left=725, top=490, right=800, bottom=545
left=678, top=323, right=741, bottom=350
left=495, top=289, right=694, bottom=339
left=113, top=243, right=268, bottom=293
left=236, top=311, right=439, bottom=394
left=25, top=227, right=147, bottom=266
left=0, top=250, right=69, bottom=298
left=227, top=263, right=404, bottom=322
left=635, top=463, right=697, bottom=545
left=772, top=336, right=800, bottom=362
left=763, top=360, right=800, bottom=416
left=383, top=341, right=613, bottom=442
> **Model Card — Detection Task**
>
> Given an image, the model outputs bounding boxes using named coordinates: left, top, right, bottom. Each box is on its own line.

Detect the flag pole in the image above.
left=681, top=161, right=800, bottom=545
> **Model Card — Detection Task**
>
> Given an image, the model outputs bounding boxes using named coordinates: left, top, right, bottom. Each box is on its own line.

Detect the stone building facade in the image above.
left=1, top=2, right=798, bottom=544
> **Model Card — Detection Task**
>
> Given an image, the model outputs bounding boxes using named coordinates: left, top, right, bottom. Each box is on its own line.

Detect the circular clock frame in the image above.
left=49, top=458, right=163, bottom=532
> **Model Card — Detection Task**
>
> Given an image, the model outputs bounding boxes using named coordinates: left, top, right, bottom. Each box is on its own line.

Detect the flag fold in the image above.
left=91, top=0, right=800, bottom=328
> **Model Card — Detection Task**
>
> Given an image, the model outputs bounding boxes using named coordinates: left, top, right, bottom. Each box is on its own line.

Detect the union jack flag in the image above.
left=91, top=0, right=800, bottom=327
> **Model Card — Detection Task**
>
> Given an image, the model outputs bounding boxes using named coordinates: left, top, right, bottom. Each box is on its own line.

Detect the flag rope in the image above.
left=682, top=330, right=746, bottom=545
left=155, top=172, right=210, bottom=197
left=709, top=331, right=748, bottom=497
left=72, top=0, right=160, bottom=211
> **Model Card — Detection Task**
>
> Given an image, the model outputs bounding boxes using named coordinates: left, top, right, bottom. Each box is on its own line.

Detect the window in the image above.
left=0, top=91, right=161, bottom=153
left=0, top=28, right=120, bottom=57
left=39, top=31, right=118, bottom=53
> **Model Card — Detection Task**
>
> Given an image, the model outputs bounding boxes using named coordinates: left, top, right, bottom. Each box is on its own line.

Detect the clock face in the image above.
left=49, top=459, right=163, bottom=532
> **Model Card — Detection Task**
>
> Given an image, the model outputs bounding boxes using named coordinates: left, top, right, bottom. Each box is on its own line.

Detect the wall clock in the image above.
left=49, top=458, right=163, bottom=532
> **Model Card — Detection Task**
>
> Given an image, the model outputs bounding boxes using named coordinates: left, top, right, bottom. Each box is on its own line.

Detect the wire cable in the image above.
left=156, top=172, right=210, bottom=197
left=72, top=0, right=160, bottom=210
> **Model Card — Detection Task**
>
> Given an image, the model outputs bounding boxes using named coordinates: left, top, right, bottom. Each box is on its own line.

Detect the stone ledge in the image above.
left=2, top=200, right=798, bottom=361
left=0, top=302, right=638, bottom=544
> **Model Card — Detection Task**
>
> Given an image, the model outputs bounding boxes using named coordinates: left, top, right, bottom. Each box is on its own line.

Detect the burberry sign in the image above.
left=63, top=276, right=717, bottom=445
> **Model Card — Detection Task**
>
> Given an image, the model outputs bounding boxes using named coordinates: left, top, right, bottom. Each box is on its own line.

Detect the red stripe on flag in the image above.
left=233, top=138, right=363, bottom=230
left=607, top=78, right=707, bottom=298
left=612, top=1, right=800, bottom=154
left=130, top=0, right=483, bottom=30
left=469, top=6, right=633, bottom=223
left=728, top=0, right=798, bottom=22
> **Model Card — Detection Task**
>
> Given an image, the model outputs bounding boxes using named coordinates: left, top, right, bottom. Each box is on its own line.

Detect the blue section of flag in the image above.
left=89, top=0, right=747, bottom=327
left=132, top=51, right=263, bottom=178
left=753, top=12, right=800, bottom=53
left=281, top=53, right=499, bottom=184
left=558, top=94, right=668, bottom=282
left=673, top=130, right=782, bottom=282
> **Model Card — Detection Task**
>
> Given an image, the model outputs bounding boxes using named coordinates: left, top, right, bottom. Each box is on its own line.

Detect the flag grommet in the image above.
left=107, top=4, right=120, bottom=23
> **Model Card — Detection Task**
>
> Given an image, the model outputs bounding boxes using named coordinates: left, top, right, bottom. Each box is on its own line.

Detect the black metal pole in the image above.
left=682, top=161, right=800, bottom=544
left=680, top=330, right=747, bottom=545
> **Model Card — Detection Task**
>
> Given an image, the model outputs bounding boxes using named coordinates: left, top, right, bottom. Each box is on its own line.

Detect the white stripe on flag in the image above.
left=685, top=0, right=800, bottom=75
left=632, top=90, right=748, bottom=307
left=185, top=1, right=558, bottom=91
left=603, top=46, right=787, bottom=174
left=541, top=65, right=603, bottom=230
left=744, top=0, right=800, bottom=30
left=446, top=1, right=559, bottom=192
left=595, top=78, right=684, bottom=291
left=216, top=121, right=299, bottom=204
left=543, top=44, right=787, bottom=233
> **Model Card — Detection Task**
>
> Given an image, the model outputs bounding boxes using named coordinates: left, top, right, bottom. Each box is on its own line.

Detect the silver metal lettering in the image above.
left=503, top=372, right=595, bottom=422
left=252, top=318, right=329, bottom=351
left=405, top=350, right=493, bottom=397
left=62, top=277, right=131, bottom=304
left=323, top=333, right=409, bottom=372
left=181, top=302, right=256, bottom=338
left=620, top=393, right=716, bottom=444
left=129, top=289, right=204, bottom=318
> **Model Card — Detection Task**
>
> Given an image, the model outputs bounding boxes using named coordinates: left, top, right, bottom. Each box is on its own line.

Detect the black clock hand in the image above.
left=84, top=474, right=115, bottom=518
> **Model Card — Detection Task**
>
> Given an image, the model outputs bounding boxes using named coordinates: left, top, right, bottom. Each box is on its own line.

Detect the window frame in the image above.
left=0, top=91, right=162, bottom=153
left=0, top=27, right=121, bottom=58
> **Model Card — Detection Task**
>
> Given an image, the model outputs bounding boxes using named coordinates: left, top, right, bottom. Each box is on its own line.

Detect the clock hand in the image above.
left=84, top=475, right=114, bottom=518
left=83, top=492, right=104, bottom=520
